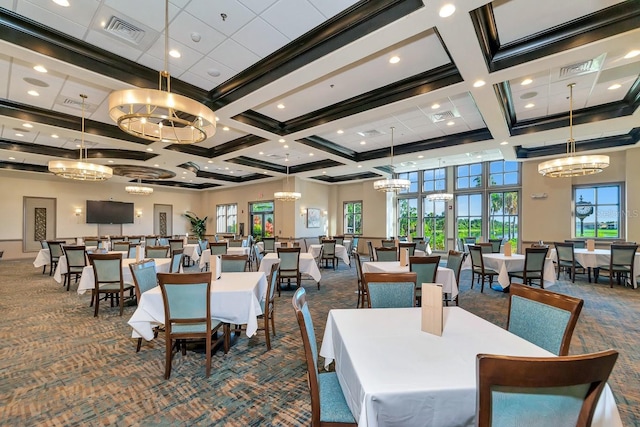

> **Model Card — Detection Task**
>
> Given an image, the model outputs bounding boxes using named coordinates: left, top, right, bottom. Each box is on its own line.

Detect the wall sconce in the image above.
left=136, top=210, right=143, bottom=218
left=300, top=208, right=306, bottom=217
left=75, top=208, right=82, bottom=216
left=322, top=210, right=328, bottom=216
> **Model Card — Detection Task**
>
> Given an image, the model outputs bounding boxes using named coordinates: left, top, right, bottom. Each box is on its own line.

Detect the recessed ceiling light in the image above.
left=229, top=171, right=234, bottom=174
left=473, top=80, right=486, bottom=88
left=207, top=160, right=213, bottom=163
left=477, top=155, right=482, bottom=159
left=439, top=4, right=455, bottom=17
left=107, top=160, right=114, bottom=163
left=51, top=134, right=58, bottom=138
left=8, top=157, right=15, bottom=160
left=322, top=171, right=326, bottom=174
left=27, top=90, right=39, bottom=96
left=263, top=171, right=268, bottom=174
left=222, top=126, right=229, bottom=131
left=259, top=151, right=264, bottom=155
left=608, top=83, right=622, bottom=90
left=360, top=141, right=366, bottom=145
left=389, top=56, right=400, bottom=64
left=500, top=141, right=509, bottom=145
left=146, top=148, right=153, bottom=152
left=182, top=171, right=187, bottom=174
left=431, top=103, right=440, bottom=110
left=284, top=157, right=289, bottom=162
left=225, top=167, right=229, bottom=170
left=15, top=133, right=24, bottom=137
left=521, top=78, right=533, bottom=86
left=279, top=138, right=285, bottom=143
left=337, top=130, right=344, bottom=134
left=52, top=0, right=70, bottom=6
left=309, top=153, right=314, bottom=156
left=357, top=165, right=362, bottom=168
left=446, top=121, right=455, bottom=126
left=33, top=65, right=47, bottom=73
left=277, top=104, right=285, bottom=109
left=154, top=164, right=159, bottom=167
left=22, top=123, right=33, bottom=128
left=76, top=144, right=81, bottom=148
left=418, top=155, right=424, bottom=159
left=207, top=68, right=220, bottom=77
left=169, top=50, right=181, bottom=58
left=182, top=176, right=185, bottom=179
left=525, top=103, right=535, bottom=108
left=215, top=117, right=220, bottom=122
left=283, top=144, right=289, bottom=148
left=624, top=50, right=640, bottom=59
left=204, top=166, right=208, bottom=169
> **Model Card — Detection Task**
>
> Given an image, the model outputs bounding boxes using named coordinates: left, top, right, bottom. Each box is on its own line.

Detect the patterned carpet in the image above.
left=0, top=258, right=638, bottom=426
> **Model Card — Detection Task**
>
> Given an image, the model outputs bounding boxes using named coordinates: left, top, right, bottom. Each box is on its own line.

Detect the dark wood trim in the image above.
left=470, top=2, right=640, bottom=72
left=208, top=0, right=425, bottom=108
left=0, top=139, right=154, bottom=160
left=225, top=156, right=284, bottom=173
left=0, top=161, right=49, bottom=173
left=196, top=170, right=268, bottom=183
left=297, top=136, right=358, bottom=161
left=310, top=171, right=381, bottom=183
left=165, top=135, right=268, bottom=159
left=289, top=159, right=344, bottom=174
left=148, top=180, right=221, bottom=190
left=231, top=111, right=285, bottom=135
left=514, top=128, right=640, bottom=159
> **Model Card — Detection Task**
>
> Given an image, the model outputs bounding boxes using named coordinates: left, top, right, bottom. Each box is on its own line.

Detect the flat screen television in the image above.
left=86, top=200, right=134, bottom=224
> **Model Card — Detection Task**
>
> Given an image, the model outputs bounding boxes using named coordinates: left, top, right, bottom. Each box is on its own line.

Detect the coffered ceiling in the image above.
left=0, top=0, right=638, bottom=190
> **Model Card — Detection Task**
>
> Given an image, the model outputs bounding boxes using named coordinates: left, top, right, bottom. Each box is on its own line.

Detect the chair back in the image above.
left=84, top=237, right=99, bottom=247
left=280, top=242, right=289, bottom=248
left=111, top=236, right=125, bottom=243
left=63, top=245, right=87, bottom=269
left=333, top=236, right=344, bottom=246
left=88, top=252, right=123, bottom=286
left=170, top=249, right=183, bottom=273
left=477, top=243, right=493, bottom=254
left=488, top=238, right=503, bottom=253
left=187, top=237, right=199, bottom=245
left=409, top=256, right=440, bottom=288
left=129, top=259, right=157, bottom=301
left=469, top=245, right=486, bottom=271
left=197, top=239, right=209, bottom=255
left=476, top=350, right=619, bottom=427
left=47, top=241, right=65, bottom=259
left=399, top=242, right=416, bottom=256
left=229, top=239, right=243, bottom=247
left=277, top=247, right=301, bottom=273
left=265, top=262, right=280, bottom=309
left=157, top=272, right=211, bottom=334
left=168, top=239, right=184, bottom=254
left=555, top=242, right=575, bottom=263
left=145, top=236, right=157, bottom=246
left=40, top=240, right=48, bottom=249
left=112, top=241, right=131, bottom=253
left=375, top=247, right=398, bottom=262
left=524, top=247, right=548, bottom=272
left=209, top=242, right=228, bottom=256
left=146, top=246, right=170, bottom=258
left=262, top=237, right=276, bottom=252
left=445, top=250, right=466, bottom=285
left=610, top=244, right=638, bottom=267
left=354, top=252, right=364, bottom=285
left=507, top=283, right=583, bottom=355
left=220, top=255, right=248, bottom=272
left=351, top=236, right=359, bottom=254
left=363, top=272, right=417, bottom=308
left=128, top=236, right=142, bottom=245
left=458, top=237, right=465, bottom=252
left=415, top=240, right=427, bottom=252
left=367, top=241, right=376, bottom=261
left=565, top=239, right=586, bottom=249
left=292, top=288, right=322, bottom=425
left=321, top=240, right=336, bottom=257
left=253, top=244, right=264, bottom=268
left=381, top=239, right=395, bottom=248
left=465, top=236, right=477, bottom=244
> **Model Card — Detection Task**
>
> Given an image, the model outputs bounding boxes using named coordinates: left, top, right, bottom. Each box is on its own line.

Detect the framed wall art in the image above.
left=306, top=208, right=320, bottom=228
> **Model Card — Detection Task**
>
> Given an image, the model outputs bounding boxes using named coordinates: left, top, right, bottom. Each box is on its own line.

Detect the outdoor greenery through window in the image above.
left=250, top=201, right=275, bottom=239
left=398, top=198, right=418, bottom=238
left=574, top=185, right=621, bottom=238
left=489, top=191, right=518, bottom=245
left=344, top=201, right=362, bottom=235
left=216, top=204, right=237, bottom=234
left=423, top=198, right=446, bottom=250
left=456, top=193, right=482, bottom=240
left=456, top=163, right=482, bottom=189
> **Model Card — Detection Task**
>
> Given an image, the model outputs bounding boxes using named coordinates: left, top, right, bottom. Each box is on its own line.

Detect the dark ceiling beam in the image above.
left=208, top=0, right=425, bottom=108
left=470, top=2, right=640, bottom=72
left=0, top=160, right=49, bottom=173
left=225, top=156, right=283, bottom=173
left=0, top=8, right=209, bottom=101
left=197, top=170, right=267, bottom=183
left=0, top=138, right=155, bottom=160
left=289, top=159, right=344, bottom=174
left=310, top=171, right=381, bottom=183
left=297, top=136, right=358, bottom=162
left=165, top=135, right=269, bottom=159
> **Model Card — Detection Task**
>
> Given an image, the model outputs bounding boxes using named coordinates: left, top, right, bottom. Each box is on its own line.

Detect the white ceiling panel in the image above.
left=185, top=0, right=256, bottom=37
left=83, top=30, right=144, bottom=62
left=169, top=12, right=227, bottom=55
left=208, top=38, right=261, bottom=73
left=137, top=53, right=187, bottom=80
left=144, top=34, right=203, bottom=71
left=262, top=0, right=326, bottom=40
left=104, top=0, right=181, bottom=32
left=0, top=55, right=11, bottom=100
left=0, top=0, right=14, bottom=10
left=187, top=56, right=237, bottom=87
left=238, top=0, right=279, bottom=15
left=15, top=1, right=95, bottom=40
left=232, top=17, right=290, bottom=58
left=309, top=0, right=360, bottom=19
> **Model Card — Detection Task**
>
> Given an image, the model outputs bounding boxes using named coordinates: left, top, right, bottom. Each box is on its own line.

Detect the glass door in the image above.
left=250, top=201, right=275, bottom=239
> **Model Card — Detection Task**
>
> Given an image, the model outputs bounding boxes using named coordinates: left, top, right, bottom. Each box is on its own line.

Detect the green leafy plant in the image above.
left=183, top=211, right=208, bottom=240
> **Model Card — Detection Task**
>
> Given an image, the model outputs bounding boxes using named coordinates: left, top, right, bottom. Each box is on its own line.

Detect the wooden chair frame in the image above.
left=88, top=252, right=134, bottom=317
left=468, top=245, right=497, bottom=292
left=220, top=254, right=249, bottom=272
left=277, top=247, right=302, bottom=296
left=362, top=272, right=417, bottom=308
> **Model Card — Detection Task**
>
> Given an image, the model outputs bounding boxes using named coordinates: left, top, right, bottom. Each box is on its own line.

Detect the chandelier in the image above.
left=425, top=158, right=453, bottom=201
left=125, top=178, right=153, bottom=195
left=538, top=83, right=609, bottom=177
left=373, top=127, right=410, bottom=192
left=48, top=94, right=113, bottom=181
left=108, top=0, right=216, bottom=144
left=274, top=154, right=301, bottom=201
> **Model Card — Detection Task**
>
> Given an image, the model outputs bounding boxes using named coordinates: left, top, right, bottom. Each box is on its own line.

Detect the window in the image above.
left=344, top=201, right=363, bottom=235
left=423, top=198, right=446, bottom=251
left=216, top=204, right=237, bottom=233
left=250, top=201, right=275, bottom=238
left=423, top=168, right=446, bottom=193
left=398, top=171, right=419, bottom=194
left=456, top=193, right=483, bottom=239
left=398, top=198, right=418, bottom=237
left=489, top=161, right=519, bottom=186
left=489, top=191, right=519, bottom=248
left=456, top=163, right=482, bottom=189
left=574, top=185, right=621, bottom=238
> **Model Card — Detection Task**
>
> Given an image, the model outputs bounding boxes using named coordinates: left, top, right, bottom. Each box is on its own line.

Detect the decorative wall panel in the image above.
left=34, top=207, right=46, bottom=241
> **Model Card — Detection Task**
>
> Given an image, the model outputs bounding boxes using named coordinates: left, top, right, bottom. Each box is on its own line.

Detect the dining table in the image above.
left=483, top=253, right=556, bottom=291
left=548, top=247, right=640, bottom=288
left=33, top=248, right=50, bottom=268
left=128, top=271, right=267, bottom=340
left=198, top=246, right=251, bottom=270
left=361, top=261, right=458, bottom=299
left=308, top=244, right=350, bottom=266
left=319, top=307, right=622, bottom=427
left=259, top=252, right=322, bottom=283
left=182, top=243, right=201, bottom=264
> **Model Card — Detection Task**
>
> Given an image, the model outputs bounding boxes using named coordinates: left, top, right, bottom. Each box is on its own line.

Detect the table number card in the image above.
left=400, top=247, right=410, bottom=266
left=421, top=283, right=443, bottom=336
left=210, top=255, right=222, bottom=280
left=503, top=244, right=512, bottom=257
left=587, top=239, right=595, bottom=251
left=135, top=245, right=143, bottom=261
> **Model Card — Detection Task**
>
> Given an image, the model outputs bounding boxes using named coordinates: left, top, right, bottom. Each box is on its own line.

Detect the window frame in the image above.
left=572, top=183, right=624, bottom=239
left=343, top=201, right=363, bottom=235
left=216, top=203, right=237, bottom=234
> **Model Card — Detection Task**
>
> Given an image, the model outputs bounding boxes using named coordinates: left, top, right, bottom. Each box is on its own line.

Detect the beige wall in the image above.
left=335, top=181, right=387, bottom=237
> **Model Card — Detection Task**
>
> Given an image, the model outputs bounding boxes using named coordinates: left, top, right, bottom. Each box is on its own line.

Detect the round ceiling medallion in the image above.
left=23, top=77, right=50, bottom=87
left=520, top=91, right=538, bottom=100
left=110, top=165, right=176, bottom=180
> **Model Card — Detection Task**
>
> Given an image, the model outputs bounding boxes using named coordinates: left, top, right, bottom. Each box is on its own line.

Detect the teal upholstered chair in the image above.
left=555, top=242, right=588, bottom=282
left=209, top=242, right=228, bottom=256
left=262, top=237, right=276, bottom=254
left=145, top=236, right=157, bottom=246
left=146, top=246, right=169, bottom=258
left=253, top=244, right=264, bottom=270
left=465, top=236, right=477, bottom=245
left=321, top=240, right=337, bottom=269
left=88, top=252, right=134, bottom=317
left=112, top=241, right=131, bottom=253
left=157, top=272, right=229, bottom=379
left=381, top=239, right=395, bottom=248
left=220, top=254, right=248, bottom=272
left=83, top=237, right=99, bottom=248
left=333, top=236, right=344, bottom=246
left=415, top=238, right=429, bottom=252
left=354, top=253, right=368, bottom=308
left=348, top=236, right=359, bottom=266
left=229, top=239, right=243, bottom=248
left=444, top=250, right=466, bottom=306
left=565, top=239, right=586, bottom=249
left=129, top=259, right=159, bottom=352
left=168, top=239, right=184, bottom=255
left=375, top=247, right=398, bottom=262
left=198, top=239, right=209, bottom=256
left=508, top=247, right=549, bottom=288
left=46, top=240, right=66, bottom=276
left=62, top=245, right=87, bottom=292
left=469, top=245, right=497, bottom=293
left=398, top=242, right=416, bottom=257
left=128, top=236, right=142, bottom=245
left=476, top=350, right=618, bottom=427
left=257, top=262, right=280, bottom=350
left=410, top=255, right=440, bottom=306
left=477, top=243, right=493, bottom=254
left=277, top=247, right=301, bottom=296
left=507, top=283, right=583, bottom=356
left=363, top=272, right=417, bottom=308
left=488, top=238, right=503, bottom=253
left=292, top=288, right=356, bottom=427
left=170, top=249, right=183, bottom=273
left=595, top=244, right=639, bottom=288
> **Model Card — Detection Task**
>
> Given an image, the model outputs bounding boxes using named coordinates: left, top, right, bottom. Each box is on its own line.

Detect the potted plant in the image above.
left=183, top=211, right=208, bottom=240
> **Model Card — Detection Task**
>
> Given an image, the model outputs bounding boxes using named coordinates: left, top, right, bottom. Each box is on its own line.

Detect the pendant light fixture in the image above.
left=108, top=0, right=216, bottom=144
left=274, top=154, right=301, bottom=201
left=48, top=94, right=113, bottom=181
left=425, top=158, right=453, bottom=201
left=538, top=83, right=609, bottom=177
left=125, top=178, right=154, bottom=195
left=373, top=126, right=410, bottom=192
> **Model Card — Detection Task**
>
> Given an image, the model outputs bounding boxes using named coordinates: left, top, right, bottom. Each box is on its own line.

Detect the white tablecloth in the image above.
left=128, top=271, right=267, bottom=339
left=259, top=252, right=322, bottom=283
left=481, top=253, right=556, bottom=288
left=53, top=251, right=128, bottom=283
left=199, top=247, right=251, bottom=269
left=361, top=261, right=458, bottom=299
left=182, top=243, right=201, bottom=263
left=33, top=249, right=50, bottom=268
left=549, top=248, right=640, bottom=288
left=72, top=258, right=174, bottom=295
left=319, top=307, right=621, bottom=427
left=308, top=244, right=350, bottom=266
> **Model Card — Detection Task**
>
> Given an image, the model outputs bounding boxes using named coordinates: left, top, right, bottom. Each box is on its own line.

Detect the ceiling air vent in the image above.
left=103, top=16, right=146, bottom=45
left=55, top=95, right=97, bottom=113
left=72, top=139, right=98, bottom=149
left=357, top=129, right=384, bottom=138
left=430, top=109, right=460, bottom=123
left=555, top=54, right=605, bottom=81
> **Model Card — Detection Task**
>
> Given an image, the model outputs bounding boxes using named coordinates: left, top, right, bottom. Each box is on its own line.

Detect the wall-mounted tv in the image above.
left=86, top=200, right=134, bottom=224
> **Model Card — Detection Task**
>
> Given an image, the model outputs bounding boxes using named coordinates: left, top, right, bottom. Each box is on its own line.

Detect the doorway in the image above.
left=249, top=201, right=274, bottom=239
